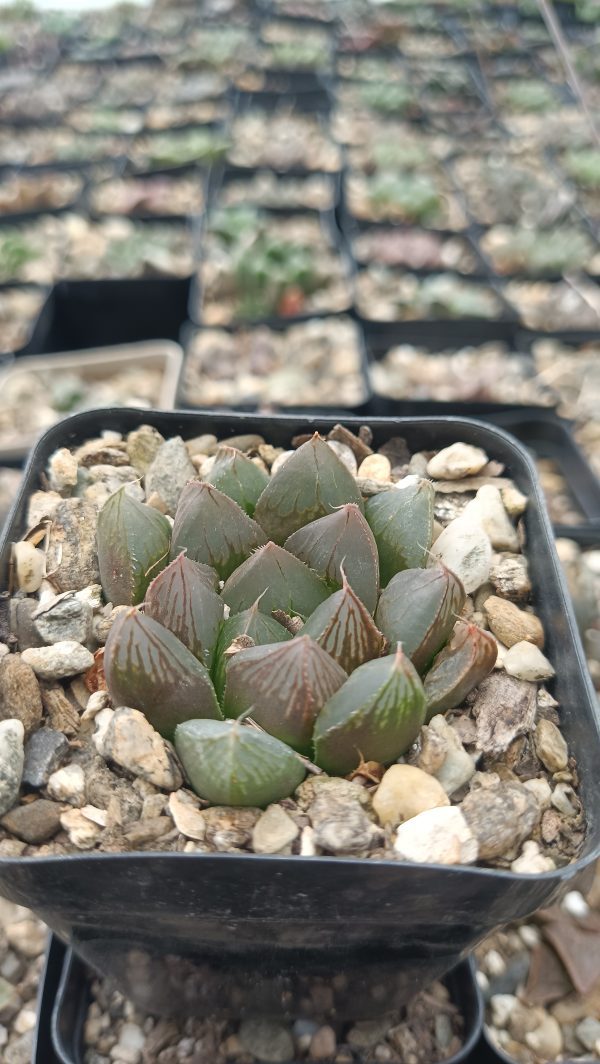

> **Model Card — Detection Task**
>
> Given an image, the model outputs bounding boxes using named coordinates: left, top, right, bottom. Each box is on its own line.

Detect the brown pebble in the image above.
left=484, top=596, right=544, bottom=648
left=40, top=684, right=80, bottom=736
left=2, top=799, right=62, bottom=843
left=309, top=1025, right=337, bottom=1060
left=123, top=817, right=173, bottom=847
left=0, top=654, right=43, bottom=737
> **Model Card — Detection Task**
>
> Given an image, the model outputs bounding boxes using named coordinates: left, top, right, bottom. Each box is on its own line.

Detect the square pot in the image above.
left=0, top=409, right=599, bottom=1016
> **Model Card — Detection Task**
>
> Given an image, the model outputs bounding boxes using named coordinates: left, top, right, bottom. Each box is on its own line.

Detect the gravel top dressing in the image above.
left=0, top=422, right=584, bottom=873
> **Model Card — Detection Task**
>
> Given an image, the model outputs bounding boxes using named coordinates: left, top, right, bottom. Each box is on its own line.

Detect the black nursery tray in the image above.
left=0, top=410, right=598, bottom=1021
left=41, top=933, right=483, bottom=1064
left=21, top=276, right=194, bottom=354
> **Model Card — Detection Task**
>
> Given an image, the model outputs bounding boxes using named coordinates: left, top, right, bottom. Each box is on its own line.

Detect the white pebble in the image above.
left=429, top=516, right=492, bottom=593
left=357, top=454, right=391, bottom=482
left=12, top=541, right=45, bottom=593
left=562, top=890, right=590, bottom=918
left=463, top=485, right=519, bottom=551
left=21, top=641, right=94, bottom=680
left=511, top=840, right=555, bottom=874
left=327, top=441, right=358, bottom=475
left=48, top=447, right=78, bottom=492
left=394, top=806, right=478, bottom=865
left=271, top=450, right=294, bottom=476
left=427, top=443, right=488, bottom=480
left=47, top=764, right=86, bottom=807
left=519, top=925, right=541, bottom=948
left=490, top=994, right=518, bottom=1028
left=503, top=642, right=555, bottom=682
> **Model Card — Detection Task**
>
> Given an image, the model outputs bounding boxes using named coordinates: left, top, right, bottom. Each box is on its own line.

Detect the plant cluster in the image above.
left=99, top=435, right=497, bottom=808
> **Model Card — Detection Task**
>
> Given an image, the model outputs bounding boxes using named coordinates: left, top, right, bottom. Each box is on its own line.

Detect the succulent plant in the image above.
left=101, top=432, right=498, bottom=806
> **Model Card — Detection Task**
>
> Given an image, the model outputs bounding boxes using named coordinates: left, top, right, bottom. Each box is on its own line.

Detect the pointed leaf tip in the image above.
left=223, top=636, right=347, bottom=753
left=302, top=580, right=386, bottom=674
left=284, top=503, right=379, bottom=612
left=254, top=435, right=363, bottom=545
left=171, top=481, right=266, bottom=580
left=144, top=553, right=224, bottom=668
left=97, top=487, right=171, bottom=606
left=313, top=651, right=426, bottom=776
left=206, top=446, right=269, bottom=516
left=174, top=719, right=306, bottom=807
left=104, top=609, right=221, bottom=739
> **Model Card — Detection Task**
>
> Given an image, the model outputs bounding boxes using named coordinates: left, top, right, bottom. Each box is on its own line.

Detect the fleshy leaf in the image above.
left=221, top=542, right=330, bottom=619
left=365, top=476, right=434, bottom=586
left=212, top=600, right=291, bottom=701
left=174, top=718, right=306, bottom=807
left=97, top=487, right=171, bottom=606
left=223, top=636, right=347, bottom=754
left=170, top=481, right=266, bottom=580
left=144, top=554, right=224, bottom=669
left=254, top=434, right=363, bottom=544
left=205, top=446, right=269, bottom=516
left=302, top=573, right=387, bottom=674
left=313, top=646, right=426, bottom=776
left=424, top=619, right=498, bottom=720
left=284, top=504, right=379, bottom=613
left=375, top=563, right=466, bottom=672
left=104, top=609, right=222, bottom=739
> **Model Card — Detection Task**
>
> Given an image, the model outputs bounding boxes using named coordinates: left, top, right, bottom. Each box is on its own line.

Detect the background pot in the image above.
left=0, top=409, right=598, bottom=1016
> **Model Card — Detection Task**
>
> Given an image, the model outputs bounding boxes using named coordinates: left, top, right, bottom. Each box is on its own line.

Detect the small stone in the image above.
left=474, top=672, right=537, bottom=756
left=427, top=443, right=488, bottom=480
left=490, top=553, right=531, bottom=602
left=484, top=597, right=544, bottom=649
left=419, top=715, right=476, bottom=795
left=0, top=976, right=21, bottom=1023
left=309, top=1025, right=337, bottom=1060
left=252, top=805, right=299, bottom=853
left=47, top=448, right=78, bottom=492
left=503, top=642, right=554, bottom=682
left=185, top=433, right=217, bottom=457
left=394, top=806, right=478, bottom=865
left=22, top=728, right=68, bottom=787
left=21, top=641, right=94, bottom=680
left=33, top=593, right=92, bottom=645
left=562, top=891, right=589, bottom=918
left=551, top=782, right=579, bottom=817
left=490, top=994, right=518, bottom=1028
left=1, top=799, right=62, bottom=843
left=372, top=764, right=449, bottom=826
left=511, top=840, right=555, bottom=873
left=145, top=436, right=195, bottom=515
left=463, top=486, right=519, bottom=551
left=430, top=516, right=492, bottom=593
left=357, top=454, right=391, bottom=482
left=98, top=708, right=182, bottom=791
left=239, top=1019, right=294, bottom=1063
left=501, top=485, right=528, bottom=517
left=535, top=719, right=569, bottom=772
left=126, top=425, right=165, bottom=473
left=12, top=542, right=44, bottom=594
left=47, top=763, right=86, bottom=806
left=271, top=450, right=294, bottom=476
left=523, top=777, right=552, bottom=810
left=60, top=807, right=102, bottom=849
left=347, top=1017, right=393, bottom=1048
left=10, top=599, right=44, bottom=651
left=92, top=604, right=128, bottom=645
left=461, top=780, right=540, bottom=859
left=0, top=655, right=42, bottom=736
left=203, top=806, right=259, bottom=850
left=309, top=792, right=380, bottom=855
left=576, top=1017, right=600, bottom=1051
left=26, top=490, right=62, bottom=527
left=115, top=1021, right=145, bottom=1057
left=123, top=816, right=172, bottom=847
left=167, top=790, right=206, bottom=840
left=45, top=499, right=100, bottom=592
left=525, top=1013, right=563, bottom=1058
left=0, top=720, right=23, bottom=816
left=40, top=685, right=80, bottom=736
left=327, top=441, right=358, bottom=475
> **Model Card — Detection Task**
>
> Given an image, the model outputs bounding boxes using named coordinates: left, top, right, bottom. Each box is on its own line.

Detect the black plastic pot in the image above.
left=33, top=934, right=63, bottom=1064
left=0, top=409, right=598, bottom=1015
left=21, top=277, right=194, bottom=354
left=45, top=932, right=483, bottom=1064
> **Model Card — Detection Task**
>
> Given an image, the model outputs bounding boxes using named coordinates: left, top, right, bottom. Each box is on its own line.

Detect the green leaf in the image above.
left=171, top=481, right=266, bottom=580
left=284, top=503, right=379, bottom=613
left=205, top=446, right=270, bottom=516
left=221, top=542, right=330, bottom=620
left=254, top=434, right=363, bottom=544
left=424, top=619, right=498, bottom=720
left=174, top=719, right=306, bottom=807
left=212, top=600, right=291, bottom=701
left=223, top=635, right=347, bottom=754
left=97, top=487, right=171, bottom=606
left=365, top=476, right=434, bottom=587
left=144, top=554, right=224, bottom=669
left=104, top=609, right=222, bottom=739
left=375, top=563, right=465, bottom=672
left=313, top=646, right=426, bottom=775
left=302, top=572, right=387, bottom=674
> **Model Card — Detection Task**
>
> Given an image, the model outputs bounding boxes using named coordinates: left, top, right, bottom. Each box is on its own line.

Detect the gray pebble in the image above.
left=45, top=499, right=99, bottom=592
left=9, top=599, right=44, bottom=651
left=0, top=721, right=24, bottom=817
left=33, top=594, right=92, bottom=646
left=22, top=728, right=69, bottom=788
left=145, top=436, right=196, bottom=515
left=576, top=1017, right=600, bottom=1052
left=238, top=1018, right=294, bottom=1063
